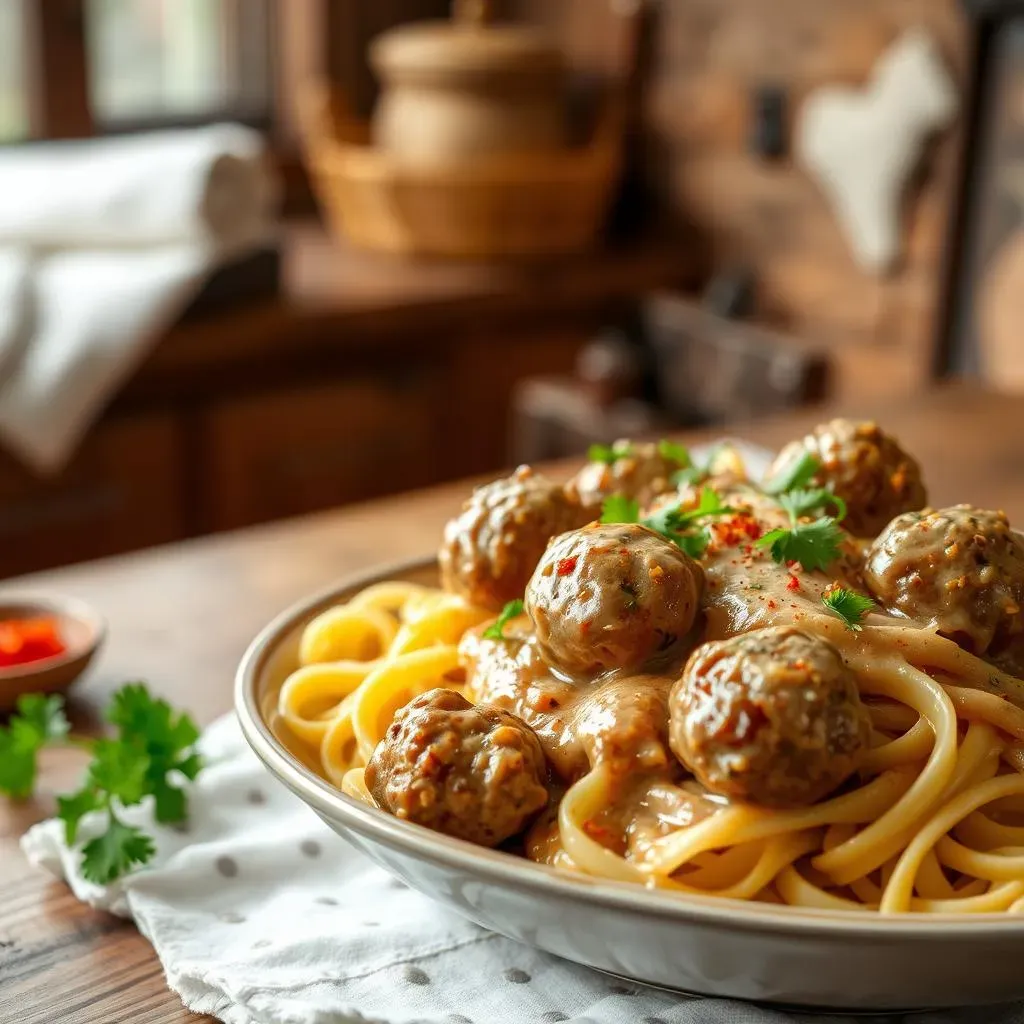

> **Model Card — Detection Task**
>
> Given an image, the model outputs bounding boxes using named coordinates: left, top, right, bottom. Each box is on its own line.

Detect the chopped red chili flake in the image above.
left=583, top=820, right=612, bottom=841
left=786, top=574, right=800, bottom=592
left=767, top=599, right=778, bottom=609
left=556, top=556, right=578, bottom=576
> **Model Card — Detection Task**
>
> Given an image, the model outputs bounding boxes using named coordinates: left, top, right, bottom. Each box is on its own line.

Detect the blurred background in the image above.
left=0, top=0, right=1009, bottom=578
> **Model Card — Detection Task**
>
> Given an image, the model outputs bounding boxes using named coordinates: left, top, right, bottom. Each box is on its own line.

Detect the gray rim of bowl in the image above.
left=235, top=555, right=1024, bottom=941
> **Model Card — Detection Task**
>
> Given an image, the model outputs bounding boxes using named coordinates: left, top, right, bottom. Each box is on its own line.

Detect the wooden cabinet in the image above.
left=448, top=325, right=590, bottom=478
left=0, top=414, right=185, bottom=578
left=199, top=369, right=445, bottom=532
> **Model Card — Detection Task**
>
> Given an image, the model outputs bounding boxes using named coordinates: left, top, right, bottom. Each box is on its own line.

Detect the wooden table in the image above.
left=2, top=380, right=1022, bottom=1023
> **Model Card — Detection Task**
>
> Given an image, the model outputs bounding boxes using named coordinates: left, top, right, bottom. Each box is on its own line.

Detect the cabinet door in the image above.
left=449, top=325, right=590, bottom=478
left=0, top=414, right=185, bottom=579
left=200, top=371, right=444, bottom=532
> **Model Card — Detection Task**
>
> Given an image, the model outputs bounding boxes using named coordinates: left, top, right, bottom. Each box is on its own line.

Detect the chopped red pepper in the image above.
left=0, top=617, right=66, bottom=669
left=786, top=574, right=800, bottom=592
left=556, top=556, right=578, bottom=576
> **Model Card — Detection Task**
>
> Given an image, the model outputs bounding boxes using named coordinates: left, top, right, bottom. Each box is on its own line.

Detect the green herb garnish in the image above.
left=1, top=684, right=203, bottom=884
left=778, top=487, right=847, bottom=524
left=822, top=586, right=876, bottom=631
left=657, top=439, right=691, bottom=467
left=755, top=517, right=844, bottom=573
left=601, top=487, right=737, bottom=559
left=0, top=694, right=69, bottom=800
left=588, top=441, right=633, bottom=465
left=763, top=451, right=820, bottom=495
left=483, top=599, right=525, bottom=641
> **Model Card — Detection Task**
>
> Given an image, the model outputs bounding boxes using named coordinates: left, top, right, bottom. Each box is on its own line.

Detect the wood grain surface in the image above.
left=2, top=381, right=1022, bottom=1024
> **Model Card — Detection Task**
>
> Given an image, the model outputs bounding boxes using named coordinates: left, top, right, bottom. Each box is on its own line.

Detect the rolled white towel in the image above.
left=0, top=124, right=275, bottom=254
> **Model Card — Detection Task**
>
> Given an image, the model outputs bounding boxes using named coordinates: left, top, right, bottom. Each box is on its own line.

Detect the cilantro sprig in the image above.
left=657, top=439, right=691, bottom=467
left=588, top=441, right=633, bottom=465
left=762, top=451, right=820, bottom=495
left=778, top=487, right=847, bottom=524
left=601, top=487, right=737, bottom=559
left=822, top=586, right=876, bottom=631
left=756, top=451, right=848, bottom=571
left=483, top=599, right=524, bottom=642
left=1, top=684, right=203, bottom=884
left=0, top=694, right=69, bottom=800
left=755, top=518, right=845, bottom=573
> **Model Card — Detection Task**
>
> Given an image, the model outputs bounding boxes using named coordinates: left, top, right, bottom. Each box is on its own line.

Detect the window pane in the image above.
left=0, top=0, right=28, bottom=141
left=86, top=0, right=270, bottom=124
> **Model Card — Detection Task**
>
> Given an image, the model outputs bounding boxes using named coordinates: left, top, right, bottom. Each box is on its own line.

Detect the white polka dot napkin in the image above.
left=19, top=715, right=1024, bottom=1024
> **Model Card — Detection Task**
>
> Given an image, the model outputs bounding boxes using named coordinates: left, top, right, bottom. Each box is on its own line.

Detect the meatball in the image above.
left=669, top=627, right=871, bottom=808
left=525, top=523, right=703, bottom=677
left=766, top=419, right=927, bottom=537
left=366, top=688, right=548, bottom=847
left=439, top=465, right=591, bottom=611
left=565, top=441, right=682, bottom=512
left=864, top=505, right=1024, bottom=655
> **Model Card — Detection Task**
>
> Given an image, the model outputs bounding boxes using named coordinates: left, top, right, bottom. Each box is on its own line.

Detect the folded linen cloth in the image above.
left=0, top=124, right=274, bottom=252
left=0, top=125, right=276, bottom=474
left=21, top=715, right=1024, bottom=1024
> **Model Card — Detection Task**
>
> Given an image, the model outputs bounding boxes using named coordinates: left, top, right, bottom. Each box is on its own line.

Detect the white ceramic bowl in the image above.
left=235, top=559, right=1024, bottom=1012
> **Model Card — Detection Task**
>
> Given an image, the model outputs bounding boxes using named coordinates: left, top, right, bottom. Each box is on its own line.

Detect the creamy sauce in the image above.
left=462, top=488, right=902, bottom=835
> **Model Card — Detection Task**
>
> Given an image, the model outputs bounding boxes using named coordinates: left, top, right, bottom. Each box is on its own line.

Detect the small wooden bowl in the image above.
left=0, top=595, right=106, bottom=712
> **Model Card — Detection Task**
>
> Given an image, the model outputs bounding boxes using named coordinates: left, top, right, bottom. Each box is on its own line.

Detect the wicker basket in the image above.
left=298, top=85, right=624, bottom=259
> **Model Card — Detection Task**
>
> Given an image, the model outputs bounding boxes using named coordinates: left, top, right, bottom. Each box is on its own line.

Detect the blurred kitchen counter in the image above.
left=0, top=221, right=701, bottom=578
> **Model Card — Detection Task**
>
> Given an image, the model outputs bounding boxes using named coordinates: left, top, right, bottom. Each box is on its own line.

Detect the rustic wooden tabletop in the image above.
left=2, top=380, right=1021, bottom=1024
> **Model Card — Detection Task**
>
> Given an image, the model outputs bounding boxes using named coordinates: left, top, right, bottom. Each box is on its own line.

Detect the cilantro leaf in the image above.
left=483, top=599, right=524, bottom=641
left=106, top=683, right=202, bottom=824
left=602, top=487, right=736, bottom=560
left=0, top=694, right=71, bottom=800
left=600, top=495, right=640, bottom=524
left=1, top=681, right=203, bottom=883
left=671, top=466, right=706, bottom=488
left=89, top=739, right=150, bottom=806
left=657, top=439, right=691, bottom=467
left=0, top=729, right=39, bottom=800
left=57, top=787, right=103, bottom=846
left=763, top=451, right=821, bottom=495
left=11, top=694, right=70, bottom=747
left=755, top=517, right=844, bottom=572
left=822, top=587, right=876, bottom=631
left=80, top=814, right=156, bottom=885
left=588, top=441, right=633, bottom=465
left=779, top=487, right=848, bottom=524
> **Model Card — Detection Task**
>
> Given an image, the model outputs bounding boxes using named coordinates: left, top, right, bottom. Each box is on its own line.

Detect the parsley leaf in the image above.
left=10, top=694, right=70, bottom=747
left=106, top=683, right=202, bottom=824
left=3, top=682, right=204, bottom=883
left=778, top=487, right=847, bottom=524
left=88, top=739, right=150, bottom=807
left=600, top=495, right=640, bottom=524
left=602, top=488, right=735, bottom=559
left=0, top=694, right=70, bottom=800
left=57, top=788, right=103, bottom=846
left=763, top=451, right=821, bottom=495
left=80, top=813, right=156, bottom=885
left=657, top=439, right=691, bottom=467
left=483, top=599, right=524, bottom=641
left=755, top=517, right=844, bottom=572
left=822, top=586, right=876, bottom=631
left=671, top=466, right=706, bottom=488
left=588, top=441, right=633, bottom=465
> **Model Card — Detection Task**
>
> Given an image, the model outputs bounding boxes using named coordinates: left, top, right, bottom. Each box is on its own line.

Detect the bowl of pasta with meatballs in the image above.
left=236, top=423, right=1024, bottom=1010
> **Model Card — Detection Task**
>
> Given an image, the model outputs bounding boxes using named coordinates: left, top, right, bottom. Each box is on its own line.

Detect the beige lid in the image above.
left=371, top=1, right=563, bottom=79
